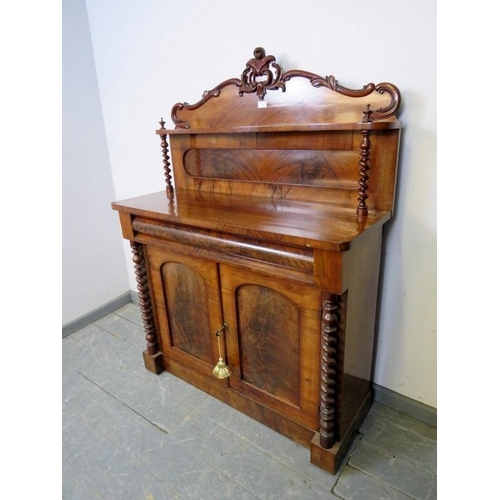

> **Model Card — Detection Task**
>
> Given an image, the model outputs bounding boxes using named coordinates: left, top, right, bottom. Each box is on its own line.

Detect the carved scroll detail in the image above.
left=319, top=293, right=342, bottom=449
left=170, top=47, right=401, bottom=129
left=130, top=242, right=159, bottom=356
left=357, top=124, right=373, bottom=217
left=370, top=82, right=401, bottom=121
left=239, top=46, right=285, bottom=100
left=284, top=70, right=376, bottom=97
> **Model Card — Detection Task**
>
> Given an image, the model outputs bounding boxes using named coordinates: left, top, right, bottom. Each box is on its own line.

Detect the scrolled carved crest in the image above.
left=171, top=47, right=401, bottom=129
left=239, top=47, right=285, bottom=100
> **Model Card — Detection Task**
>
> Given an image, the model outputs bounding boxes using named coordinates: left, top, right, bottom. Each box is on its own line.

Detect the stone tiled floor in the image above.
left=62, top=302, right=437, bottom=499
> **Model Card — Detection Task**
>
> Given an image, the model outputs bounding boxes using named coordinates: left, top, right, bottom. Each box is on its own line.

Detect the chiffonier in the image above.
left=112, top=47, right=402, bottom=473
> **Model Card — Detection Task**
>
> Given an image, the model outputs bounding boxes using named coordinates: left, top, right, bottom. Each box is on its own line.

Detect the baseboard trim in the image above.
left=373, top=383, right=437, bottom=427
left=62, top=291, right=132, bottom=338
left=130, top=290, right=139, bottom=303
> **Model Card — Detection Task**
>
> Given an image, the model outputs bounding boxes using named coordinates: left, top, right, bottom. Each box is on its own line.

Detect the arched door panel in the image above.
left=220, top=264, right=321, bottom=429
left=147, top=246, right=226, bottom=382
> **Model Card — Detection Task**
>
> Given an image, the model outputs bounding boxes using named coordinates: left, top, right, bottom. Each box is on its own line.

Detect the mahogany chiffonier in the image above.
left=112, top=47, right=402, bottom=473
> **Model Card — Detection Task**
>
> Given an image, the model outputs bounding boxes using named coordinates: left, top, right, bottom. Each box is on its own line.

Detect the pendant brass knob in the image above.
left=213, top=323, right=231, bottom=379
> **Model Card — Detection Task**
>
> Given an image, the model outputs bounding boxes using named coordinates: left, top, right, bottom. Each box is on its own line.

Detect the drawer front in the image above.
left=132, top=217, right=314, bottom=277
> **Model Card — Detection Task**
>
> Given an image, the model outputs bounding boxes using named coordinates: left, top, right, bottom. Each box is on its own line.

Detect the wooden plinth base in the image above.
left=142, top=350, right=165, bottom=374
left=310, top=390, right=373, bottom=474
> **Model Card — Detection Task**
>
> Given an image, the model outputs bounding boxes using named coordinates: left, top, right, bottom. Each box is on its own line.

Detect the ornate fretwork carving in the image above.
left=159, top=118, right=174, bottom=196
left=170, top=47, right=401, bottom=129
left=357, top=126, right=373, bottom=217
left=319, top=293, right=343, bottom=449
left=130, top=242, right=159, bottom=356
left=239, top=46, right=285, bottom=100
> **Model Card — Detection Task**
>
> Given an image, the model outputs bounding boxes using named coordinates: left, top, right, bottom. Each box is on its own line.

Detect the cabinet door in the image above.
left=220, top=264, right=322, bottom=429
left=147, top=246, right=226, bottom=381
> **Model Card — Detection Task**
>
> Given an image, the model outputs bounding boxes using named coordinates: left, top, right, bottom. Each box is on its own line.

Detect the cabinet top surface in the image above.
left=112, top=189, right=390, bottom=251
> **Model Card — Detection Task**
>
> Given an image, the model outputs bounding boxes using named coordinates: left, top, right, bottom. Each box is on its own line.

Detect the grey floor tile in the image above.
left=361, top=403, right=437, bottom=475
left=76, top=355, right=190, bottom=433
left=155, top=411, right=335, bottom=499
left=137, top=431, right=257, bottom=500
left=62, top=335, right=95, bottom=373
left=212, top=442, right=330, bottom=500
left=74, top=321, right=144, bottom=368
left=363, top=402, right=437, bottom=441
left=191, top=395, right=339, bottom=494
left=162, top=458, right=260, bottom=499
left=348, top=440, right=436, bottom=500
left=64, top=371, right=176, bottom=458
left=145, top=369, right=209, bottom=412
left=114, top=302, right=145, bottom=326
left=63, top=403, right=179, bottom=499
left=426, top=481, right=437, bottom=500
left=63, top=368, right=101, bottom=406
left=334, top=465, right=415, bottom=500
left=94, top=312, right=145, bottom=347
left=63, top=459, right=107, bottom=500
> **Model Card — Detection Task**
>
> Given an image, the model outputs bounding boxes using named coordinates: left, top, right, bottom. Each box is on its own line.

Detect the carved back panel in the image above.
left=159, top=47, right=402, bottom=214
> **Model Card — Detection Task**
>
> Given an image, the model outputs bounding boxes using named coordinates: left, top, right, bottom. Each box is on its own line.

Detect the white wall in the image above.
left=62, top=0, right=129, bottom=326
left=86, top=0, right=436, bottom=407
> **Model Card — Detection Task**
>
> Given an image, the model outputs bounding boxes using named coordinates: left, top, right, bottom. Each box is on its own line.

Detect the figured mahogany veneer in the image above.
left=112, top=47, right=402, bottom=474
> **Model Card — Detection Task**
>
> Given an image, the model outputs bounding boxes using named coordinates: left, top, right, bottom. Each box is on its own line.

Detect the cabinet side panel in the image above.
left=339, top=227, right=383, bottom=438
left=161, top=262, right=213, bottom=364
left=369, top=130, right=401, bottom=212
left=236, top=285, right=300, bottom=407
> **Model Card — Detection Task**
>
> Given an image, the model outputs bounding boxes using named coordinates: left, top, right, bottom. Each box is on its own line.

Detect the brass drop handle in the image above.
left=213, top=323, right=231, bottom=379
left=215, top=323, right=228, bottom=336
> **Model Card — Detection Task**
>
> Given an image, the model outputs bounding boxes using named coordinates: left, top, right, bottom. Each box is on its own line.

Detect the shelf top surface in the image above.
left=159, top=120, right=403, bottom=135
left=112, top=189, right=391, bottom=251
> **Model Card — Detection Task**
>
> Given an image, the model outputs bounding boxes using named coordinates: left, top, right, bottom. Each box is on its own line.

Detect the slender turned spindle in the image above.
left=357, top=105, right=373, bottom=218
left=130, top=242, right=158, bottom=356
left=319, top=293, right=341, bottom=449
left=159, top=118, right=174, bottom=197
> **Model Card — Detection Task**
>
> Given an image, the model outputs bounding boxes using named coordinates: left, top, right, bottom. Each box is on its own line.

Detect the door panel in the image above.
left=236, top=284, right=300, bottom=406
left=162, top=262, right=213, bottom=364
left=148, top=246, right=226, bottom=381
left=220, top=264, right=322, bottom=429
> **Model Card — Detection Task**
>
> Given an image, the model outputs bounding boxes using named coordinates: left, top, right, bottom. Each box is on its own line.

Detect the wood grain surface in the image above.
left=236, top=284, right=300, bottom=406
left=113, top=189, right=391, bottom=252
left=161, top=262, right=213, bottom=364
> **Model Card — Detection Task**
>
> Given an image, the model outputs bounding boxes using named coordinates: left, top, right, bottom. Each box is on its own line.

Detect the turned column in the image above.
left=357, top=105, right=373, bottom=218
left=158, top=118, right=174, bottom=198
left=130, top=241, right=164, bottom=374
left=319, top=292, right=343, bottom=448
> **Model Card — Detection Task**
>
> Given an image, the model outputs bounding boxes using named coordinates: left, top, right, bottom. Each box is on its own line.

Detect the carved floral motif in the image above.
left=239, top=47, right=285, bottom=100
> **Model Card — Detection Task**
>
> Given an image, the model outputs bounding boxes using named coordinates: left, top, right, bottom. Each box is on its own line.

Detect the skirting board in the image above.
left=372, top=383, right=437, bottom=428
left=62, top=291, right=132, bottom=338
left=64, top=289, right=437, bottom=427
